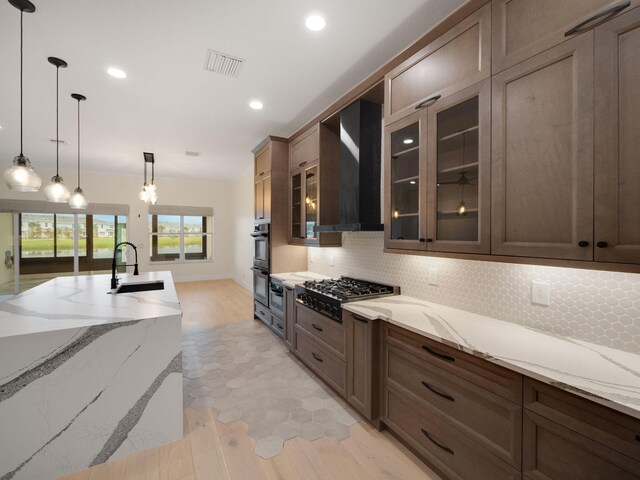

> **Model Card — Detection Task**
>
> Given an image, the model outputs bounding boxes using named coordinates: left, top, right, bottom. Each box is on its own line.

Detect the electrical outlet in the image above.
left=531, top=281, right=550, bottom=306
left=428, top=268, right=438, bottom=286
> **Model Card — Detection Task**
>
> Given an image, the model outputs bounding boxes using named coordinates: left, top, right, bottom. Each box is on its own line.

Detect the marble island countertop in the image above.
left=343, top=295, right=640, bottom=420
left=0, top=271, right=183, bottom=479
left=0, top=271, right=181, bottom=338
left=270, top=271, right=333, bottom=289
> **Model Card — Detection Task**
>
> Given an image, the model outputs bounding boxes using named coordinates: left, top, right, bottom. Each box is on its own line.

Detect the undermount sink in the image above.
left=114, top=280, right=165, bottom=294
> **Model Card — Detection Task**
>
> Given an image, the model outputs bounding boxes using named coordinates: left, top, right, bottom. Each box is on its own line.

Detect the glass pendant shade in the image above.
left=140, top=152, right=158, bottom=204
left=68, top=187, right=88, bottom=209
left=456, top=200, right=467, bottom=216
left=44, top=175, right=70, bottom=202
left=4, top=154, right=41, bottom=191
left=139, top=183, right=150, bottom=202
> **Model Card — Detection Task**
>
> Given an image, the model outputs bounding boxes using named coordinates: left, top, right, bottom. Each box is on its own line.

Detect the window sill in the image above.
left=149, top=259, right=214, bottom=265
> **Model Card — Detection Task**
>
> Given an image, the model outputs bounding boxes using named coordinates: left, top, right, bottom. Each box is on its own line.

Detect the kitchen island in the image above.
left=0, top=271, right=183, bottom=480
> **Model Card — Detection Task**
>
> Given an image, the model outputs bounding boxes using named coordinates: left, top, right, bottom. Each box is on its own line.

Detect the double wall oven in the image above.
left=251, top=223, right=270, bottom=307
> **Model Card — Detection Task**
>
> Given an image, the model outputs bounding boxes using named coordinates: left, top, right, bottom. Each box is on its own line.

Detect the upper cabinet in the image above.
left=289, top=124, right=342, bottom=247
left=492, top=0, right=639, bottom=74
left=594, top=7, right=640, bottom=264
left=384, top=4, right=491, bottom=125
left=491, top=35, right=595, bottom=261
left=254, top=143, right=272, bottom=222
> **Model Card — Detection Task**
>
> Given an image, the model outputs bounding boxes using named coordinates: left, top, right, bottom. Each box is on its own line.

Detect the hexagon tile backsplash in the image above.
left=308, top=232, right=640, bottom=354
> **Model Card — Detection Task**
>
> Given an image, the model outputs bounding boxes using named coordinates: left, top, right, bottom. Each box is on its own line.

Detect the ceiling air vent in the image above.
left=185, top=151, right=200, bottom=157
left=49, top=139, right=66, bottom=145
left=203, top=49, right=244, bottom=78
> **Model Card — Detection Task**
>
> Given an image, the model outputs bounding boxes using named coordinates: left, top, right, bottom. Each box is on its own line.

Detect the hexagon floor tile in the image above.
left=182, top=320, right=360, bottom=459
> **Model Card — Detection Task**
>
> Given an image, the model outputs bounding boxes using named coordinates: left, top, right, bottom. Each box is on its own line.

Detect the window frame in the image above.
left=149, top=213, right=213, bottom=263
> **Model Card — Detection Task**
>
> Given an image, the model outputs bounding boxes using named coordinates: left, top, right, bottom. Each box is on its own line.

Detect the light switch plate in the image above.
left=531, top=281, right=550, bottom=306
left=428, top=268, right=438, bottom=286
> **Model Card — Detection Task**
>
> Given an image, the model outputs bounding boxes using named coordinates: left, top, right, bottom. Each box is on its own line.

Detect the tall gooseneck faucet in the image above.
left=111, top=241, right=139, bottom=290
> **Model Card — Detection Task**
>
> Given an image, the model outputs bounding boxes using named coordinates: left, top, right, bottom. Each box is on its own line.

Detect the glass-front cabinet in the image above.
left=304, top=164, right=319, bottom=240
left=426, top=79, right=490, bottom=253
left=291, top=170, right=302, bottom=240
left=384, top=79, right=490, bottom=253
left=385, top=109, right=427, bottom=250
left=290, top=162, right=327, bottom=244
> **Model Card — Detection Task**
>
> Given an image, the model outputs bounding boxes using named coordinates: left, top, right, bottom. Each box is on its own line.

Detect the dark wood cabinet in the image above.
left=254, top=172, right=271, bottom=222
left=491, top=34, right=595, bottom=261
left=384, top=4, right=491, bottom=125
left=492, top=0, right=639, bottom=74
left=288, top=124, right=342, bottom=247
left=594, top=7, right=640, bottom=264
left=345, top=311, right=380, bottom=422
left=284, top=287, right=295, bottom=349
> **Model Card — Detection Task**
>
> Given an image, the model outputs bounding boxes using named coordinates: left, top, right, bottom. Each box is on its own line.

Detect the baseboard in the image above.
left=233, top=277, right=252, bottom=292
left=173, top=274, right=232, bottom=283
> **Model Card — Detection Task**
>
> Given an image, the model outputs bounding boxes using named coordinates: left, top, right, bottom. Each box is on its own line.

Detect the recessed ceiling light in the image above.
left=107, top=67, right=127, bottom=79
left=306, top=15, right=326, bottom=31
left=403, top=138, right=413, bottom=144
left=249, top=100, right=263, bottom=110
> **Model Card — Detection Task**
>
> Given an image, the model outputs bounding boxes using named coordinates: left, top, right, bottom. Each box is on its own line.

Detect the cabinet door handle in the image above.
left=422, top=380, right=455, bottom=402
left=299, top=161, right=307, bottom=167
left=415, top=94, right=441, bottom=110
left=419, top=238, right=426, bottom=242
left=597, top=241, right=609, bottom=248
left=635, top=433, right=640, bottom=443
left=311, top=352, right=323, bottom=363
left=565, top=1, right=630, bottom=37
left=312, top=323, right=324, bottom=332
left=422, top=345, right=456, bottom=363
left=259, top=172, right=264, bottom=176
left=421, top=428, right=454, bottom=455
left=578, top=240, right=589, bottom=247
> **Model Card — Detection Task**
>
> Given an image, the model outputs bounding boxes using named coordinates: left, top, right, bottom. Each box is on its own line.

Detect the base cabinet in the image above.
left=345, top=311, right=379, bottom=422
left=284, top=287, right=295, bottom=348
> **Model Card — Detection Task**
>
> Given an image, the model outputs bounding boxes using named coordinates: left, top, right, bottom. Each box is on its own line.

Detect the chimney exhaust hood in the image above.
left=314, top=99, right=383, bottom=233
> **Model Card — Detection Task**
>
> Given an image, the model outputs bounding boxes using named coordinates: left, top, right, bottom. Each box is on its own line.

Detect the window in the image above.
left=19, top=213, right=128, bottom=274
left=149, top=212, right=213, bottom=262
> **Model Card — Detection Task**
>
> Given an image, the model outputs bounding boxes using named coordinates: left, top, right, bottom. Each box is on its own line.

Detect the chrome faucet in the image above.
left=111, top=241, right=139, bottom=290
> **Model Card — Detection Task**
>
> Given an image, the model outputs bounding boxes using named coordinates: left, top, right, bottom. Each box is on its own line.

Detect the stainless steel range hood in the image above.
left=314, top=99, right=383, bottom=233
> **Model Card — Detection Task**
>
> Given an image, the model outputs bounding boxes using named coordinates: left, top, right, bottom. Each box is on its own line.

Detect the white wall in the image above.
left=230, top=167, right=255, bottom=291
left=0, top=167, right=234, bottom=282
left=309, top=232, right=640, bottom=354
left=0, top=213, right=13, bottom=287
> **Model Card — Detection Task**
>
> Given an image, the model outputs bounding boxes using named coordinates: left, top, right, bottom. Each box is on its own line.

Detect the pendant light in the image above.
left=44, top=57, right=71, bottom=203
left=3, top=0, right=41, bottom=192
left=139, top=152, right=158, bottom=205
left=456, top=132, right=468, bottom=217
left=68, top=94, right=88, bottom=209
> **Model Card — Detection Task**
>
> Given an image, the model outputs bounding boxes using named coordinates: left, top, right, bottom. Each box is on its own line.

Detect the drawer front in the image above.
left=294, top=328, right=346, bottom=396
left=386, top=344, right=522, bottom=467
left=272, top=314, right=285, bottom=337
left=290, top=125, right=319, bottom=170
left=523, top=410, right=640, bottom=479
left=385, top=324, right=522, bottom=403
left=295, top=304, right=346, bottom=357
left=492, top=0, right=639, bottom=73
left=385, top=3, right=491, bottom=125
left=385, top=388, right=521, bottom=480
left=254, top=301, right=271, bottom=326
left=524, top=378, right=640, bottom=461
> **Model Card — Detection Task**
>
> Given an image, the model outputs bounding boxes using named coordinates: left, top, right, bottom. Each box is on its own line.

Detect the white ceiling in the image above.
left=0, top=0, right=464, bottom=182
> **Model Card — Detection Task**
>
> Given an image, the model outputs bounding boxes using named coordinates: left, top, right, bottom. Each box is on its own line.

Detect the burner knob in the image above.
left=318, top=302, right=326, bottom=310
left=331, top=306, right=340, bottom=317
left=298, top=293, right=307, bottom=303
left=311, top=298, right=318, bottom=307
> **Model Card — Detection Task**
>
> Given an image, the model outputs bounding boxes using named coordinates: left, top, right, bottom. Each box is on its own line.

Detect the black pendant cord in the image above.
left=56, top=64, right=59, bottom=176
left=76, top=98, right=80, bottom=186
left=20, top=9, right=23, bottom=155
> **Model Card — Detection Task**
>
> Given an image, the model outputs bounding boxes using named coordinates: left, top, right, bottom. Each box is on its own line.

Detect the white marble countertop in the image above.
left=343, top=295, right=640, bottom=420
left=0, top=271, right=181, bottom=338
left=270, top=271, right=333, bottom=289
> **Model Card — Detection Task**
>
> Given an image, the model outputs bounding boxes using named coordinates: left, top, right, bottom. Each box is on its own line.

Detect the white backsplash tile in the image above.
left=308, top=232, right=640, bottom=354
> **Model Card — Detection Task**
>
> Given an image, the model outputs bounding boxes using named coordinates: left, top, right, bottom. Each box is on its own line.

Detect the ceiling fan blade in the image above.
left=437, top=180, right=460, bottom=185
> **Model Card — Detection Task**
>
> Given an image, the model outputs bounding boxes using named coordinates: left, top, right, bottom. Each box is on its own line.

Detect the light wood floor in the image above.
left=59, top=279, right=441, bottom=480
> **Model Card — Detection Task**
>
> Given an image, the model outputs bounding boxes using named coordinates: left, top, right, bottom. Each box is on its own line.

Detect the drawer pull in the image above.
left=312, top=323, right=324, bottom=332
left=299, top=161, right=308, bottom=167
left=421, top=380, right=455, bottom=402
left=276, top=323, right=283, bottom=330
left=421, top=428, right=454, bottom=455
left=565, top=1, right=630, bottom=37
left=312, top=352, right=324, bottom=363
left=415, top=94, right=441, bottom=110
left=422, top=345, right=455, bottom=363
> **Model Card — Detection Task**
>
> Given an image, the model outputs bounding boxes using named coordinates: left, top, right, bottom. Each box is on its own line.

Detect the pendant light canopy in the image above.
left=3, top=0, right=42, bottom=192
left=44, top=57, right=71, bottom=203
left=68, top=93, right=88, bottom=209
left=139, top=152, right=158, bottom=205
